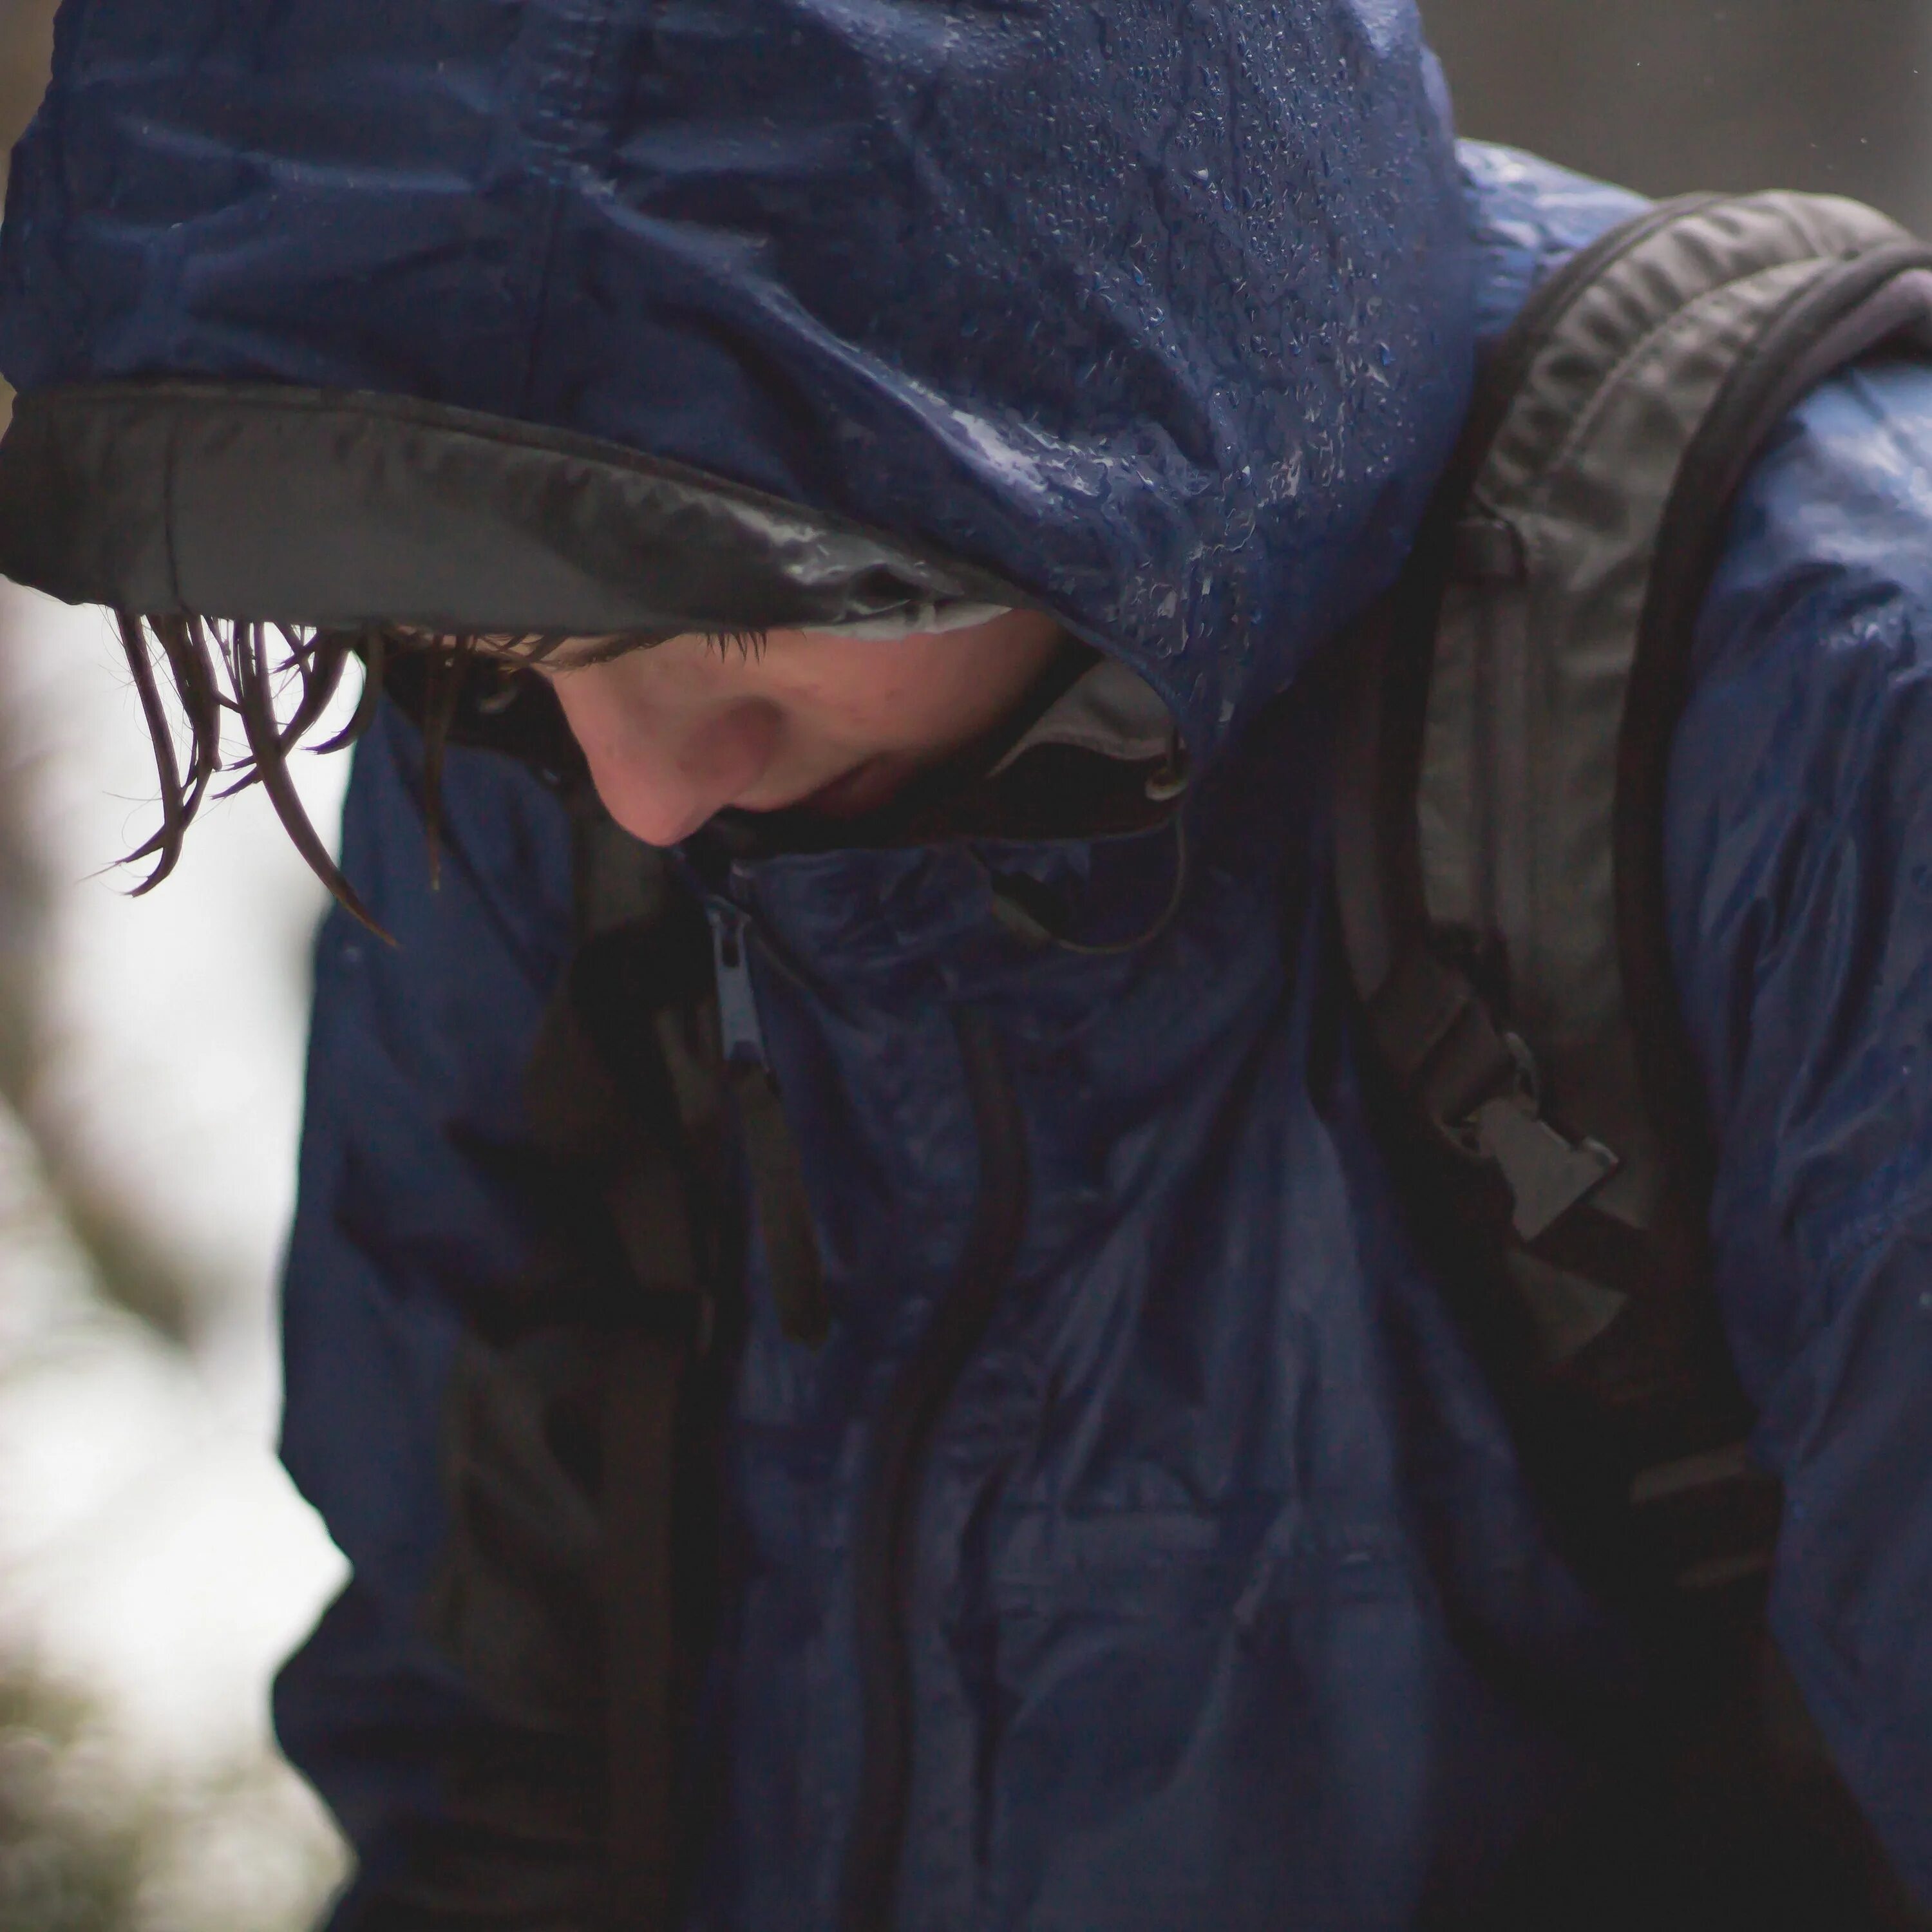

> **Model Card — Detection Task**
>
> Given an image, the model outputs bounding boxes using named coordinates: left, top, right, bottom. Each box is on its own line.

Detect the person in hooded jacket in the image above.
left=0, top=0, right=1928, bottom=1927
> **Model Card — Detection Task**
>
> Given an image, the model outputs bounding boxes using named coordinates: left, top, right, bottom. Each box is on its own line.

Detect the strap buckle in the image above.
left=1467, top=1095, right=1619, bottom=1242
left=1457, top=1032, right=1618, bottom=1242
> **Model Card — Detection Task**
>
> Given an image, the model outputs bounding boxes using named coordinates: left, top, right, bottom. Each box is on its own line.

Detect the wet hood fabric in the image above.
left=0, top=0, right=1473, bottom=762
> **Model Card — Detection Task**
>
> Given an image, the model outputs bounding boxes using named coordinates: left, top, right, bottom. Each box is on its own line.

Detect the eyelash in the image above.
left=704, top=629, right=770, bottom=662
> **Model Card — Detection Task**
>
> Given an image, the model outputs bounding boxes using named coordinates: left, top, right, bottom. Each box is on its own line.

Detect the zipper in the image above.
left=842, top=1005, right=1031, bottom=1932
left=708, top=902, right=768, bottom=1067
left=708, top=902, right=830, bottom=1347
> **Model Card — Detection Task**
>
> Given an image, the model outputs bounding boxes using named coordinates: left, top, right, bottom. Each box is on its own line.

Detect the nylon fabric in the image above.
left=1667, top=354, right=1932, bottom=1905
left=0, top=0, right=1473, bottom=766
left=8, top=13, right=1922, bottom=1913
left=0, top=381, right=1028, bottom=637
left=265, top=146, right=1932, bottom=1927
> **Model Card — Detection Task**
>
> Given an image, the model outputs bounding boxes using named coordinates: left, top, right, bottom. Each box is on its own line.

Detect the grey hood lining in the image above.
left=0, top=380, right=1027, bottom=637
left=989, top=655, right=1178, bottom=775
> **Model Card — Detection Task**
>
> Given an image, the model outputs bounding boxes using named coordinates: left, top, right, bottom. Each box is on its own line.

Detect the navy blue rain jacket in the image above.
left=3, top=3, right=1931, bottom=1923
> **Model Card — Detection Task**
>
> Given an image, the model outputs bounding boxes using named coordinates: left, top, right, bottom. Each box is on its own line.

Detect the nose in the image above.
left=546, top=661, right=784, bottom=846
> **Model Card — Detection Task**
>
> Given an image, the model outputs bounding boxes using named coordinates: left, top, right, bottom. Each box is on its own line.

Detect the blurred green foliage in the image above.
left=0, top=1667, right=155, bottom=1932
left=0, top=1656, right=345, bottom=1932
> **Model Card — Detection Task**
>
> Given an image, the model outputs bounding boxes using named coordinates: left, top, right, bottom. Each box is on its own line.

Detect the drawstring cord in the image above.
left=980, top=811, right=1189, bottom=957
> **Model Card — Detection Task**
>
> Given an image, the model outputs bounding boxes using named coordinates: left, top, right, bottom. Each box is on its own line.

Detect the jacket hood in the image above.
left=0, top=0, right=1475, bottom=766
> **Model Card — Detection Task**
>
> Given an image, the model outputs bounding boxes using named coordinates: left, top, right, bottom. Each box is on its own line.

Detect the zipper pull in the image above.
left=709, top=902, right=768, bottom=1066
left=708, top=905, right=829, bottom=1347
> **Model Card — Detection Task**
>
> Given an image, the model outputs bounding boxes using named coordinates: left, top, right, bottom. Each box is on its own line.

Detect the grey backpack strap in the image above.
left=1337, top=191, right=1932, bottom=1923
left=1340, top=190, right=1932, bottom=1598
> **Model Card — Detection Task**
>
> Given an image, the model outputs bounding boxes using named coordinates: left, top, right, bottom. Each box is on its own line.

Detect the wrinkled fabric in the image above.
left=1667, top=354, right=1932, bottom=1896
left=265, top=145, right=1932, bottom=1928
left=7, top=3, right=1929, bottom=1915
left=283, top=565, right=1623, bottom=1932
left=0, top=0, right=1472, bottom=764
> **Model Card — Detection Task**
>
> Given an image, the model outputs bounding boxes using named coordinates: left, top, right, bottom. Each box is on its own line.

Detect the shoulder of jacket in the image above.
left=1457, top=140, right=1651, bottom=348
left=1698, top=354, right=1932, bottom=687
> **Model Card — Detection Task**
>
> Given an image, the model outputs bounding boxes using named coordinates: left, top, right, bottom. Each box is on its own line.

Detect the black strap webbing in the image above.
left=558, top=839, right=726, bottom=1932
left=600, top=1334, right=684, bottom=1930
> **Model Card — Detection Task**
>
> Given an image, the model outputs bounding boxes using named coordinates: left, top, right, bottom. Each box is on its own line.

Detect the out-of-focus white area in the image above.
left=0, top=580, right=354, bottom=1928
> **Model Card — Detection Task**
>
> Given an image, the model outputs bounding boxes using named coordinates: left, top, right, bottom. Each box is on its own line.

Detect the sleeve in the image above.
left=1666, top=356, right=1932, bottom=1908
left=270, top=701, right=582, bottom=1924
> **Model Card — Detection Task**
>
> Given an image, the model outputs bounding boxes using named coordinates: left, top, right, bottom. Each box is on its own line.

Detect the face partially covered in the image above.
left=536, top=607, right=1066, bottom=846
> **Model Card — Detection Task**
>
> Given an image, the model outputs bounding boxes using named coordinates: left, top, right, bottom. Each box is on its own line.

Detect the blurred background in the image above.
left=0, top=1, right=1924, bottom=1926
left=1423, top=0, right=1932, bottom=232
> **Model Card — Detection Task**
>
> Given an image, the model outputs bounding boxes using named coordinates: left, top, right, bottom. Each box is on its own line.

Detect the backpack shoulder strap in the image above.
left=1337, top=188, right=1932, bottom=1926
left=1337, top=192, right=1932, bottom=1595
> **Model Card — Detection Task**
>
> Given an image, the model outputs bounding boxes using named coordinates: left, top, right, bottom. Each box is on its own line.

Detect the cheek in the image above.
left=806, top=645, right=997, bottom=749
left=844, top=663, right=943, bottom=741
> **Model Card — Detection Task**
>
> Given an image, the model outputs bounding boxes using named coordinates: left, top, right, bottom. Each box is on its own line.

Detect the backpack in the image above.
left=1334, top=190, right=1932, bottom=1924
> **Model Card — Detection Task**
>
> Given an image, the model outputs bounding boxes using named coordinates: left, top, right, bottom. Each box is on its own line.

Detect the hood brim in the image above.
left=0, top=379, right=1026, bottom=637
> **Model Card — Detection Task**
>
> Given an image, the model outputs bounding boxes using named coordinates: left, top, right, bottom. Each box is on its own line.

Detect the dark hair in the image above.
left=111, top=614, right=643, bottom=935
